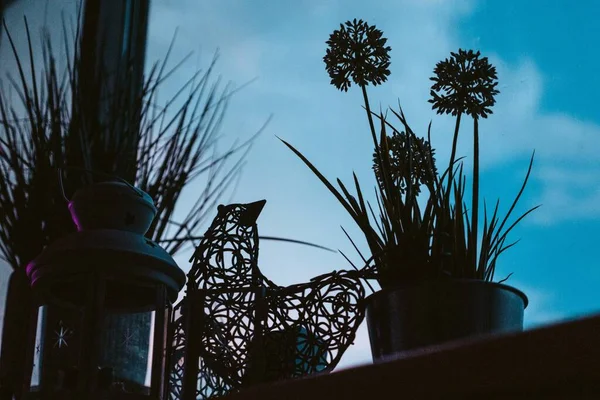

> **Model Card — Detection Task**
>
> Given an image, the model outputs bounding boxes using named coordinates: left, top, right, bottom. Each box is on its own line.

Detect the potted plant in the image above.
left=280, top=19, right=539, bottom=360
left=0, top=16, right=256, bottom=395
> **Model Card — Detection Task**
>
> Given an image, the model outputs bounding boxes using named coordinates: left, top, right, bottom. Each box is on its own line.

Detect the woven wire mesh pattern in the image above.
left=167, top=201, right=367, bottom=399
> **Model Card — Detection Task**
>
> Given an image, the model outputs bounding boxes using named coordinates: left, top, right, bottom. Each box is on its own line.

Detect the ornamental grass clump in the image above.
left=281, top=19, right=539, bottom=289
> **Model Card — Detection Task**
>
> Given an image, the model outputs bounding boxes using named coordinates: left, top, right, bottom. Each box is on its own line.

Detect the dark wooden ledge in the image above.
left=226, top=314, right=600, bottom=399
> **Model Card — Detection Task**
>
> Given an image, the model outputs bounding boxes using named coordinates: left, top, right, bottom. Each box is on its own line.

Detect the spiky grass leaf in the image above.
left=0, top=15, right=261, bottom=270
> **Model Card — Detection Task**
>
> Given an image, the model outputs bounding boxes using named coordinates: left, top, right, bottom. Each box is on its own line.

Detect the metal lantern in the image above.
left=23, top=181, right=186, bottom=398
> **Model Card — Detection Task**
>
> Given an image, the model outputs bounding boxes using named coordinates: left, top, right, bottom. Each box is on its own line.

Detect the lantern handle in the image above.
left=58, top=166, right=144, bottom=203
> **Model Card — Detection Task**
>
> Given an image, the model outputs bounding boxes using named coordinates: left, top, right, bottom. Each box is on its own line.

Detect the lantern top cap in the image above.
left=68, top=181, right=157, bottom=234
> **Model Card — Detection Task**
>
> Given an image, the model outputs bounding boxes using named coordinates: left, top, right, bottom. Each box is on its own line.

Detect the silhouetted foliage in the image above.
left=323, top=19, right=391, bottom=92
left=429, top=49, right=499, bottom=119
left=372, top=130, right=437, bottom=195
left=0, top=17, right=260, bottom=271
left=283, top=20, right=538, bottom=288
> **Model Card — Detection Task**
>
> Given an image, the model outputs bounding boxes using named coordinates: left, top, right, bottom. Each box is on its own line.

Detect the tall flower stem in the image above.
left=361, top=85, right=379, bottom=151
left=361, top=84, right=394, bottom=210
left=438, top=111, right=462, bottom=278
left=471, top=117, right=480, bottom=277
left=445, top=112, right=462, bottom=198
left=430, top=48, right=500, bottom=278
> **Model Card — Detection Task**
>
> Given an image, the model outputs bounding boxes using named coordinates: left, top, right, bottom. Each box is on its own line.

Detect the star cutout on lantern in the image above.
left=122, top=328, right=136, bottom=349
left=54, top=321, right=72, bottom=349
left=36, top=344, right=41, bottom=354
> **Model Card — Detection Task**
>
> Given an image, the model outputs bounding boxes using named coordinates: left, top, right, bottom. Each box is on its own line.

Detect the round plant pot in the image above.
left=365, top=280, right=528, bottom=361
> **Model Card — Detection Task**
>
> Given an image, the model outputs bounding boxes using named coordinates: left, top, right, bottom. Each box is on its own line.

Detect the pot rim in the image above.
left=365, top=279, right=528, bottom=309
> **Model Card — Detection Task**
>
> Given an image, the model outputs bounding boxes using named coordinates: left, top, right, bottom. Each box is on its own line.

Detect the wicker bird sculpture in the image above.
left=167, top=200, right=367, bottom=399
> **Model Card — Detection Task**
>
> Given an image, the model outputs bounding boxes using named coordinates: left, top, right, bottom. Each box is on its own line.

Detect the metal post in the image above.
left=75, top=0, right=150, bottom=183
left=163, top=303, right=174, bottom=399
left=182, top=290, right=202, bottom=400
left=151, top=285, right=167, bottom=398
left=75, top=0, right=155, bottom=394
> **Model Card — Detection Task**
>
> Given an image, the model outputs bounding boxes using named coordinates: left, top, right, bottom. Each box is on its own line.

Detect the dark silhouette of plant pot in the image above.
left=365, top=280, right=528, bottom=361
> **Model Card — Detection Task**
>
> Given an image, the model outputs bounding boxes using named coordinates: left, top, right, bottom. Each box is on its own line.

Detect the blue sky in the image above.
left=144, top=0, right=600, bottom=367
left=1, top=0, right=599, bottom=369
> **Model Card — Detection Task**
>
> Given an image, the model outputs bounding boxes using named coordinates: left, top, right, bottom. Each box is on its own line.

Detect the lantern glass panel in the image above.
left=29, top=301, right=85, bottom=395
left=97, top=310, right=154, bottom=395
left=29, top=305, right=45, bottom=391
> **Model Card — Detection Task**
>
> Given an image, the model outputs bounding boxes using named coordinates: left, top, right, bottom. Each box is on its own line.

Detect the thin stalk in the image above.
left=471, top=117, right=480, bottom=276
left=360, top=85, right=396, bottom=235
left=156, top=234, right=335, bottom=253
left=446, top=112, right=462, bottom=199
left=360, top=85, right=378, bottom=150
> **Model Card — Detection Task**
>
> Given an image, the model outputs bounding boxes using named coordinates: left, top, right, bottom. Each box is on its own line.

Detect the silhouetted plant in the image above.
left=323, top=19, right=391, bottom=92
left=372, top=129, right=437, bottom=195
left=429, top=152, right=538, bottom=281
left=429, top=49, right=499, bottom=119
left=429, top=50, right=499, bottom=265
left=428, top=48, right=529, bottom=280
left=281, top=20, right=539, bottom=288
left=282, top=19, right=441, bottom=288
left=0, top=17, right=261, bottom=271
left=323, top=19, right=392, bottom=187
left=429, top=49, right=499, bottom=202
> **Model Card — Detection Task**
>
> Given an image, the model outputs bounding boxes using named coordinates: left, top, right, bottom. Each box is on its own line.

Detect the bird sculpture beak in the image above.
left=239, top=199, right=267, bottom=226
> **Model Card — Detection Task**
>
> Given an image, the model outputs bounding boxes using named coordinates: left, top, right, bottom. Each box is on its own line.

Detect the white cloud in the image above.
left=529, top=165, right=600, bottom=225
left=518, top=283, right=566, bottom=328
left=482, top=60, right=600, bottom=225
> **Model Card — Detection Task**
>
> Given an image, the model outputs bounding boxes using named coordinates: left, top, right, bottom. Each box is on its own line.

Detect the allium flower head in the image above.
left=324, top=19, right=391, bottom=91
left=372, top=131, right=437, bottom=195
left=429, top=49, right=499, bottom=119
